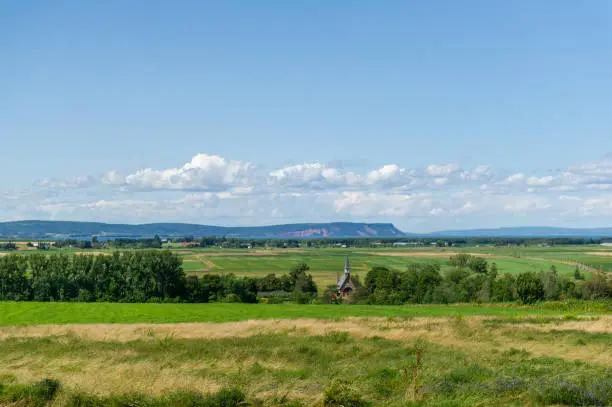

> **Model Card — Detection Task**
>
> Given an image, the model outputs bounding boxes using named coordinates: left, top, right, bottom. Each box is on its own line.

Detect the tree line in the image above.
left=1, top=251, right=609, bottom=304
left=0, top=252, right=317, bottom=303
left=192, top=236, right=611, bottom=249
left=329, top=254, right=612, bottom=305
left=9, top=236, right=607, bottom=252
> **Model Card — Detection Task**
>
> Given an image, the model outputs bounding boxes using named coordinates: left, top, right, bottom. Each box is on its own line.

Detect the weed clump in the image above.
left=532, top=378, right=612, bottom=406
left=323, top=378, right=371, bottom=407
left=501, top=348, right=531, bottom=358
left=0, top=378, right=61, bottom=407
left=324, top=331, right=351, bottom=344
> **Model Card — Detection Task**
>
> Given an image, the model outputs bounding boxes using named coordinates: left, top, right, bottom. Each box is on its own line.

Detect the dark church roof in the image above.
left=337, top=273, right=350, bottom=289
left=337, top=255, right=351, bottom=289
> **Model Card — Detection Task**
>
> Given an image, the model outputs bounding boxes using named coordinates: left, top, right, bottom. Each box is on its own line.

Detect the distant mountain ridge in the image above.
left=1, top=221, right=612, bottom=239
left=0, top=221, right=404, bottom=239
left=427, top=226, right=612, bottom=238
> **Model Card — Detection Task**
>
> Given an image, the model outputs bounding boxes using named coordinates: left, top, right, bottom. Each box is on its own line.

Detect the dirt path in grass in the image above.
left=194, top=255, right=218, bottom=271
left=535, top=257, right=607, bottom=274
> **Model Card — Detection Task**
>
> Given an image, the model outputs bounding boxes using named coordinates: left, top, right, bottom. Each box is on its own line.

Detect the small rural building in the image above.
left=337, top=256, right=356, bottom=297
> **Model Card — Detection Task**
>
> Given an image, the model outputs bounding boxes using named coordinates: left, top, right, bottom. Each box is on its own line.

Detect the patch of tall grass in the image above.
left=0, top=329, right=610, bottom=406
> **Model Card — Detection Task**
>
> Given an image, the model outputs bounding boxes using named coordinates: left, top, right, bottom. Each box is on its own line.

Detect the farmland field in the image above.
left=0, top=302, right=610, bottom=406
left=5, top=244, right=609, bottom=290
left=172, top=246, right=604, bottom=289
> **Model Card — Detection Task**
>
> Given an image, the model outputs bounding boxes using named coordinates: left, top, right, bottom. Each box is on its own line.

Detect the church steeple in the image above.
left=344, top=255, right=351, bottom=275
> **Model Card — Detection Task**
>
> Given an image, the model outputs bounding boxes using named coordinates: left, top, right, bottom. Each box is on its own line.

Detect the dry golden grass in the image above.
left=1, top=316, right=609, bottom=364
left=3, top=356, right=221, bottom=396
left=525, top=317, right=612, bottom=333
left=1, top=316, right=610, bottom=402
left=73, top=251, right=111, bottom=256
left=586, top=251, right=612, bottom=256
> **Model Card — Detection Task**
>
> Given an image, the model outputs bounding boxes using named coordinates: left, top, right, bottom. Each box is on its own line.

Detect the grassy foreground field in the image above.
left=0, top=309, right=610, bottom=406
left=0, top=302, right=587, bottom=326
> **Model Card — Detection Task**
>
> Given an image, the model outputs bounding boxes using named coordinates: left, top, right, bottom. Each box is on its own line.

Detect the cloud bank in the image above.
left=6, top=154, right=612, bottom=232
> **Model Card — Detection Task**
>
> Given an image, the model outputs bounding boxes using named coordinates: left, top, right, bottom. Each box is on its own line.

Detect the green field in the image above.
left=6, top=244, right=608, bottom=291
left=174, top=247, right=585, bottom=288
left=0, top=301, right=588, bottom=326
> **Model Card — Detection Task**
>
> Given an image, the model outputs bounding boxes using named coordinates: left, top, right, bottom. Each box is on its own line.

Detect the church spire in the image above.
left=344, top=255, right=351, bottom=275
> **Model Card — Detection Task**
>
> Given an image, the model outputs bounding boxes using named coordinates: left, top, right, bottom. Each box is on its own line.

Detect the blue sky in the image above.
left=1, top=1, right=612, bottom=232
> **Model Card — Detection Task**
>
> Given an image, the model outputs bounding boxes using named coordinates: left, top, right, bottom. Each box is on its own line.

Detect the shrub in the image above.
left=5, top=378, right=62, bottom=407
left=66, top=393, right=104, bottom=406
left=324, top=331, right=350, bottom=344
left=445, top=364, right=492, bottom=384
left=65, top=389, right=248, bottom=407
left=223, top=293, right=242, bottom=303
left=164, top=391, right=208, bottom=406
left=270, top=393, right=306, bottom=406
left=501, top=348, right=531, bottom=358
left=202, top=388, right=247, bottom=407
left=369, top=368, right=400, bottom=396
left=30, top=378, right=61, bottom=401
left=533, top=379, right=611, bottom=406
left=323, top=379, right=371, bottom=407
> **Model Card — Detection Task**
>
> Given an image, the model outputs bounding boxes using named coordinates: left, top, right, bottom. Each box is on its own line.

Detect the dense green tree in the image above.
left=256, top=274, right=284, bottom=292
left=151, top=234, right=162, bottom=249
left=0, top=255, right=29, bottom=300
left=449, top=254, right=472, bottom=269
left=516, top=272, right=544, bottom=304
left=288, top=262, right=318, bottom=300
left=540, top=268, right=561, bottom=300
left=405, top=263, right=443, bottom=303
left=224, top=276, right=258, bottom=303
left=468, top=257, right=488, bottom=274
left=489, top=262, right=498, bottom=278
left=492, top=274, right=516, bottom=302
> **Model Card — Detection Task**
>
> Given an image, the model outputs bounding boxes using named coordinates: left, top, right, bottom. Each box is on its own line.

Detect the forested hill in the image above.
left=0, top=221, right=405, bottom=239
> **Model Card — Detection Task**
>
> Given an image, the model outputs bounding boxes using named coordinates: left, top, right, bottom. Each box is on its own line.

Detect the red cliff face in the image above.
left=364, top=225, right=378, bottom=236
left=281, top=228, right=330, bottom=237
left=278, top=224, right=401, bottom=238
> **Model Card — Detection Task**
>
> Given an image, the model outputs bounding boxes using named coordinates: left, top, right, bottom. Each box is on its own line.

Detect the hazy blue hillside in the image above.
left=2, top=221, right=612, bottom=239
left=429, top=226, right=612, bottom=238
left=0, top=221, right=405, bottom=239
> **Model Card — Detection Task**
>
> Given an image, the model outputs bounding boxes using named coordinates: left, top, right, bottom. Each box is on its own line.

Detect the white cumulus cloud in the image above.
left=426, top=163, right=459, bottom=177
left=120, top=154, right=255, bottom=191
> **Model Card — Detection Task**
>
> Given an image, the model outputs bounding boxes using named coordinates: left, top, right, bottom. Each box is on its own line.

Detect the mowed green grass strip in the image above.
left=0, top=302, right=579, bottom=326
